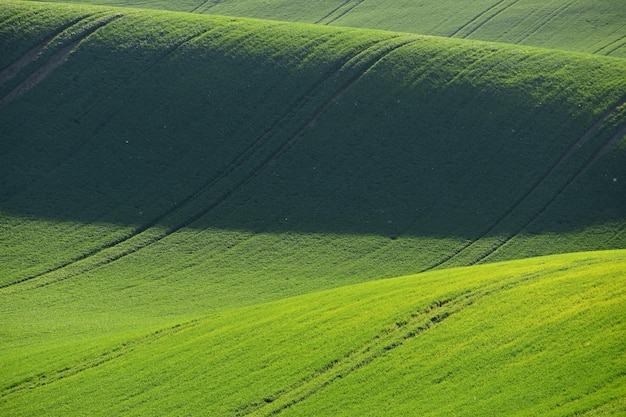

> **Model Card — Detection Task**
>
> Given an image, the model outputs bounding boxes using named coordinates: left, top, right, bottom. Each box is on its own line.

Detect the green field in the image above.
left=23, top=0, right=626, bottom=58
left=1, top=0, right=626, bottom=415
left=2, top=249, right=626, bottom=416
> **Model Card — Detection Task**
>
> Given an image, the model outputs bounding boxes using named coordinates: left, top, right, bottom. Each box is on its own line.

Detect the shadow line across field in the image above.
left=0, top=35, right=421, bottom=290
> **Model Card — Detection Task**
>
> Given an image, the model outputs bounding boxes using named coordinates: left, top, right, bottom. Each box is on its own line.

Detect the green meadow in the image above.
left=1, top=0, right=625, bottom=415
left=24, top=0, right=626, bottom=57
left=2, top=249, right=626, bottom=416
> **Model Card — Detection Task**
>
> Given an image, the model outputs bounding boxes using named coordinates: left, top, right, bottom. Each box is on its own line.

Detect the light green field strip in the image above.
left=24, top=0, right=626, bottom=57
left=1, top=250, right=624, bottom=416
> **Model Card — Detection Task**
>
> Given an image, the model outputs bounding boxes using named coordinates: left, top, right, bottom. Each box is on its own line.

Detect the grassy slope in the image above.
left=25, top=0, right=626, bottom=58
left=1, top=2, right=626, bottom=415
left=1, top=250, right=625, bottom=416
left=1, top=1, right=625, bottom=294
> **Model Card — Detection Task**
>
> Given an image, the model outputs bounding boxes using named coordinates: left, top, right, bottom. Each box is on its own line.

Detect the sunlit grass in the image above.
left=1, top=250, right=624, bottom=416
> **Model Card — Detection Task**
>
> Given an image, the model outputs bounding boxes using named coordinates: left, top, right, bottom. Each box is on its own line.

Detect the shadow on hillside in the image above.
left=1, top=23, right=625, bottom=244
left=1, top=91, right=625, bottom=242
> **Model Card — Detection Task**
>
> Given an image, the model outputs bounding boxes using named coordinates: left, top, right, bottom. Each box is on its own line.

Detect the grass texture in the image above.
left=1, top=250, right=625, bottom=416
left=23, top=0, right=626, bottom=58
left=1, top=1, right=625, bottom=294
left=0, top=2, right=625, bottom=415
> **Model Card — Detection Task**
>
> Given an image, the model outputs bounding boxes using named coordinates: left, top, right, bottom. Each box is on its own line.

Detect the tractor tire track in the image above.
left=0, top=25, right=235, bottom=286
left=177, top=37, right=420, bottom=228
left=482, top=121, right=626, bottom=263
left=513, top=0, right=577, bottom=44
left=454, top=0, right=522, bottom=39
left=0, top=28, right=352, bottom=291
left=0, top=36, right=418, bottom=293
left=427, top=100, right=626, bottom=270
left=603, top=38, right=626, bottom=57
left=190, top=0, right=220, bottom=13
left=0, top=12, right=107, bottom=93
left=0, top=14, right=121, bottom=108
left=0, top=37, right=55, bottom=87
left=594, top=35, right=626, bottom=56
left=315, top=0, right=354, bottom=24
left=0, top=23, right=227, bottom=203
left=0, top=319, right=200, bottom=399
left=233, top=269, right=545, bottom=417
left=317, top=0, right=365, bottom=25
left=0, top=14, right=94, bottom=87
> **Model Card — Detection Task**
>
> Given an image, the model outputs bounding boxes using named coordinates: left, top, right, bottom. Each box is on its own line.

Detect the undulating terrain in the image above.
left=24, top=0, right=626, bottom=58
left=1, top=0, right=625, bottom=415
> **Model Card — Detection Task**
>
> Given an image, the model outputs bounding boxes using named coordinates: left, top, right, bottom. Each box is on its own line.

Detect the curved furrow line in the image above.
left=266, top=37, right=419, bottom=163
left=322, top=0, right=365, bottom=26
left=315, top=0, right=354, bottom=24
left=435, top=47, right=500, bottom=90
left=427, top=100, right=626, bottom=270
left=458, top=0, right=523, bottom=39
left=513, top=0, right=577, bottom=45
left=0, top=14, right=122, bottom=107
left=0, top=23, right=229, bottom=206
left=590, top=123, right=626, bottom=163
left=0, top=38, right=54, bottom=87
left=0, top=11, right=110, bottom=98
left=0, top=14, right=97, bottom=87
left=0, top=36, right=416, bottom=293
left=190, top=0, right=221, bottom=13
left=234, top=269, right=545, bottom=417
left=0, top=318, right=200, bottom=399
left=449, top=0, right=508, bottom=37
left=603, top=37, right=626, bottom=57
left=0, top=25, right=244, bottom=286
left=480, top=121, right=626, bottom=263
left=449, top=0, right=515, bottom=38
left=593, top=34, right=626, bottom=56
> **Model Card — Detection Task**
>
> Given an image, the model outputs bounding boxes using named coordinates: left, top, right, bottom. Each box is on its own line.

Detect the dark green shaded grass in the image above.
left=1, top=1, right=625, bottom=292
left=1, top=250, right=624, bottom=416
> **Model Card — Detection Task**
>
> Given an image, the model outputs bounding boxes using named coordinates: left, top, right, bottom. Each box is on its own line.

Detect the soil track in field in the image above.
left=0, top=14, right=121, bottom=107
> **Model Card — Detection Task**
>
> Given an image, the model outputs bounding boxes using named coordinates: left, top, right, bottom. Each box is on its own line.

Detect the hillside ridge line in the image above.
left=0, top=13, right=121, bottom=107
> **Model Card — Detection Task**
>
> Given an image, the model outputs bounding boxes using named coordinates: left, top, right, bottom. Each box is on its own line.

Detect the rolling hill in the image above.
left=23, top=0, right=626, bottom=58
left=2, top=248, right=625, bottom=415
left=1, top=1, right=625, bottom=415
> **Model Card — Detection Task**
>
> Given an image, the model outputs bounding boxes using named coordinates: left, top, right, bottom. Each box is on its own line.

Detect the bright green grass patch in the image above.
left=1, top=250, right=624, bottom=415
left=25, top=0, right=626, bottom=58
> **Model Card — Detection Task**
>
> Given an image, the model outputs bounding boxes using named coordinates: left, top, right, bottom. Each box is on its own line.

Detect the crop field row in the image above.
left=25, top=0, right=626, bottom=58
left=1, top=250, right=625, bottom=415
